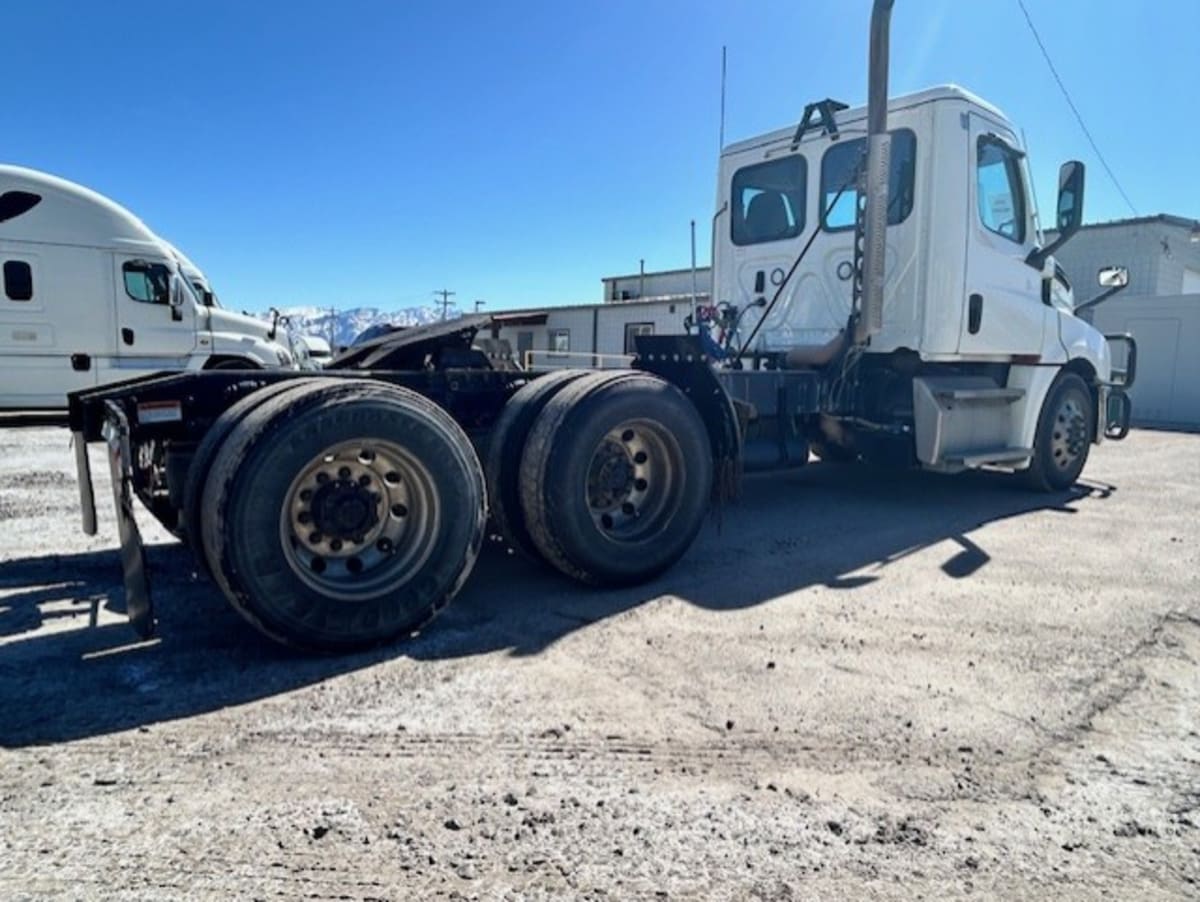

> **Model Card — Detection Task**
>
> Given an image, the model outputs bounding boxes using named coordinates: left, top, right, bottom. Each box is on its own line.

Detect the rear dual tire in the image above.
left=517, top=371, right=713, bottom=586
left=199, top=379, right=486, bottom=652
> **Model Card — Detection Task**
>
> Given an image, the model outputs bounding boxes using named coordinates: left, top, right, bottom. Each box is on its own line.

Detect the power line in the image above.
left=1015, top=0, right=1137, bottom=216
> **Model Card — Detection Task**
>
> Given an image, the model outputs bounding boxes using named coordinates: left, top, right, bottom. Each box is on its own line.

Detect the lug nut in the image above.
left=329, top=538, right=343, bottom=552
left=621, top=429, right=635, bottom=443
left=377, top=537, right=394, bottom=553
left=634, top=451, right=648, bottom=465
left=338, top=466, right=352, bottom=480
left=299, top=489, right=313, bottom=502
left=634, top=478, right=648, bottom=492
left=315, top=472, right=330, bottom=484
left=309, top=531, right=323, bottom=544
left=298, top=511, right=311, bottom=524
left=358, top=474, right=372, bottom=487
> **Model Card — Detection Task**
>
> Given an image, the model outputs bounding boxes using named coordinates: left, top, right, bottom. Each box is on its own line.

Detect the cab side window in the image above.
left=3, top=261, right=33, bottom=301
left=731, top=156, right=807, bottom=246
left=976, top=137, right=1026, bottom=243
left=820, top=128, right=917, bottom=231
left=123, top=261, right=171, bottom=304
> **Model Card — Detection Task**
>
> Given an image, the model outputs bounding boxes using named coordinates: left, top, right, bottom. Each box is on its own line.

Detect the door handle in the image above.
left=967, top=294, right=983, bottom=334
left=122, top=327, right=135, bottom=346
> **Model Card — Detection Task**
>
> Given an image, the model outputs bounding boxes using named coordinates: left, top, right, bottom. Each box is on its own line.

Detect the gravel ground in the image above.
left=1, top=426, right=1198, bottom=900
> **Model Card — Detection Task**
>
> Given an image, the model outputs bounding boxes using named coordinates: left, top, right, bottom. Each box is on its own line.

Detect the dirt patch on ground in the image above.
left=0, top=426, right=1197, bottom=898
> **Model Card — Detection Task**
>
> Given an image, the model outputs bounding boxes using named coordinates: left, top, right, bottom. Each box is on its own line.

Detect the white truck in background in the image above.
left=0, top=165, right=297, bottom=413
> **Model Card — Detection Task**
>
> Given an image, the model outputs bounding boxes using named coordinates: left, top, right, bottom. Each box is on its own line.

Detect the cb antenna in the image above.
left=718, top=45, right=727, bottom=151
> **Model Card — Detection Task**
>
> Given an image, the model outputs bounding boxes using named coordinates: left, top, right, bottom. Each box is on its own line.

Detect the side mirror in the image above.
left=168, top=274, right=186, bottom=321
left=1055, top=160, right=1085, bottom=236
left=1027, top=160, right=1086, bottom=272
left=1098, top=265, right=1129, bottom=288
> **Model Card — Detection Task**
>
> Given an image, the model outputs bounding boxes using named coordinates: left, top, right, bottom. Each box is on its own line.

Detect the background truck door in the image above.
left=112, top=256, right=197, bottom=373
left=960, top=116, right=1049, bottom=357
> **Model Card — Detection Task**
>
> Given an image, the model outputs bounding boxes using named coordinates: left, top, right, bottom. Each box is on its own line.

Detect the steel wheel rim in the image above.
left=585, top=419, right=682, bottom=541
left=1049, top=391, right=1088, bottom=471
left=279, top=439, right=440, bottom=601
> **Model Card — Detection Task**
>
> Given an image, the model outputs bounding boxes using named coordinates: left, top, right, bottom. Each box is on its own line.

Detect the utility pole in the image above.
left=474, top=299, right=486, bottom=313
left=433, top=288, right=457, bottom=320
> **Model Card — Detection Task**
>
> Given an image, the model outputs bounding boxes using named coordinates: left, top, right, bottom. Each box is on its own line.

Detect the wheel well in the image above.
left=1061, top=358, right=1100, bottom=416
left=1062, top=358, right=1097, bottom=384
left=204, top=355, right=262, bottom=371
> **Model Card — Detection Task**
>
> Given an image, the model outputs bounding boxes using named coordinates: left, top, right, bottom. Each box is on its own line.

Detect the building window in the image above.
left=731, top=155, right=807, bottom=246
left=3, top=261, right=33, bottom=301
left=976, top=137, right=1026, bottom=243
left=122, top=260, right=171, bottom=304
left=624, top=322, right=653, bottom=354
left=820, top=128, right=917, bottom=231
left=0, top=191, right=42, bottom=225
left=550, top=329, right=570, bottom=353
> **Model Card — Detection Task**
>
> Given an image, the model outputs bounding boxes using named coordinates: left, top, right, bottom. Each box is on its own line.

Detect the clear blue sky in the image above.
left=5, top=1, right=1196, bottom=312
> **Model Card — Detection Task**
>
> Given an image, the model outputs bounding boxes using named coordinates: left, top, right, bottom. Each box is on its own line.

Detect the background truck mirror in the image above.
left=1098, top=265, right=1129, bottom=288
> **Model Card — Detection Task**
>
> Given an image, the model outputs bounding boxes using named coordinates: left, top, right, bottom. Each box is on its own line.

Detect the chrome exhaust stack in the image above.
left=855, top=0, right=894, bottom=345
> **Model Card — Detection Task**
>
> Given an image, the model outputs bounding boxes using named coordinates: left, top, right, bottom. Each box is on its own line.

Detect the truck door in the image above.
left=111, top=255, right=197, bottom=374
left=960, top=116, right=1049, bottom=357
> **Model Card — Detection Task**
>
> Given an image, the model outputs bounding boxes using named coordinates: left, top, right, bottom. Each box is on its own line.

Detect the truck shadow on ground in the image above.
left=0, top=463, right=1114, bottom=747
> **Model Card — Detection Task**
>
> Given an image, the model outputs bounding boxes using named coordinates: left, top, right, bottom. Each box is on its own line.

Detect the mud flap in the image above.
left=102, top=402, right=154, bottom=639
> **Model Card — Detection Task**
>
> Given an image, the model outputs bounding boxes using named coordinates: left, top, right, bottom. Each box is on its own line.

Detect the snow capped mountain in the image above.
left=261, top=305, right=460, bottom=348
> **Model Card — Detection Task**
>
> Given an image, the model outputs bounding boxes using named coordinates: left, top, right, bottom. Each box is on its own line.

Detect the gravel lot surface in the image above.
left=1, top=426, right=1198, bottom=900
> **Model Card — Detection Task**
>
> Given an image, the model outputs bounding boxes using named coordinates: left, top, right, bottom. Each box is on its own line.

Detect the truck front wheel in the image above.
left=199, top=379, right=486, bottom=651
left=1023, top=371, right=1094, bottom=492
left=519, top=371, right=712, bottom=586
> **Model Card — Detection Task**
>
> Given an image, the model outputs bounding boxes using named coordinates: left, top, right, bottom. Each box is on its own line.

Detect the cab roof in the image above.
left=0, top=163, right=162, bottom=249
left=720, top=85, right=1010, bottom=158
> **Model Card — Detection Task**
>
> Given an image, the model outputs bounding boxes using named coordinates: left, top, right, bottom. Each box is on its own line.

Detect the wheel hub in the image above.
left=588, top=439, right=636, bottom=510
left=1050, top=396, right=1088, bottom=470
left=310, top=479, right=380, bottom=540
left=584, top=422, right=676, bottom=538
left=279, top=440, right=441, bottom=601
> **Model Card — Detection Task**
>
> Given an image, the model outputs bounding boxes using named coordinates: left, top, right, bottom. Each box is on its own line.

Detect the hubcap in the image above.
left=279, top=440, right=440, bottom=600
left=585, top=420, right=680, bottom=540
left=1049, top=393, right=1088, bottom=471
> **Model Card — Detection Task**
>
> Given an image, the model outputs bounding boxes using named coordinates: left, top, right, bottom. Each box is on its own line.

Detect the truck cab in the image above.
left=714, top=86, right=1099, bottom=366
left=0, top=165, right=295, bottom=412
left=708, top=85, right=1132, bottom=483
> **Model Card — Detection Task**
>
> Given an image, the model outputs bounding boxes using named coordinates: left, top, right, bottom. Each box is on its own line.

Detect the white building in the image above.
left=601, top=266, right=712, bottom=304
left=1052, top=215, right=1200, bottom=430
left=489, top=296, right=691, bottom=367
left=487, top=266, right=713, bottom=366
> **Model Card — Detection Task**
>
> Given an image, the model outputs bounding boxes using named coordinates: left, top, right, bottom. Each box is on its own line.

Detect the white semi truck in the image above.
left=0, top=165, right=297, bottom=412
left=68, top=0, right=1135, bottom=652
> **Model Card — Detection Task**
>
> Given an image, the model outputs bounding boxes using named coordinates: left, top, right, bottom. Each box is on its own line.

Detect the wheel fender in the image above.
left=631, top=335, right=742, bottom=502
left=1005, top=364, right=1060, bottom=465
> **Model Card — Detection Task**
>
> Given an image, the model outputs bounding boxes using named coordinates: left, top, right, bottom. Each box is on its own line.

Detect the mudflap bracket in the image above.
left=101, top=400, right=154, bottom=639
